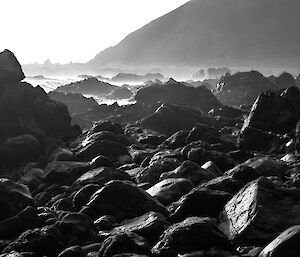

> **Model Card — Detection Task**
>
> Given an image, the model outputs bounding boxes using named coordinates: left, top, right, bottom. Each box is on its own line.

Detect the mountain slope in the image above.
left=89, top=0, right=300, bottom=68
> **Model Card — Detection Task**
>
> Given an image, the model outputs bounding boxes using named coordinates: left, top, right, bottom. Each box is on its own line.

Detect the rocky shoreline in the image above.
left=1, top=49, right=300, bottom=257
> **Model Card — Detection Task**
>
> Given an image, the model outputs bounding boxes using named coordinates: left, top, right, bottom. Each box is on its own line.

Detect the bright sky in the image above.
left=0, top=0, right=188, bottom=64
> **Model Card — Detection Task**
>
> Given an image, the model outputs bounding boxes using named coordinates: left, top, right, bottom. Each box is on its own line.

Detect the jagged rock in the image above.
left=109, top=212, right=168, bottom=244
left=90, top=155, right=114, bottom=168
left=185, top=123, right=221, bottom=144
left=108, top=86, right=133, bottom=99
left=91, top=121, right=123, bottom=135
left=140, top=103, right=219, bottom=136
left=169, top=188, right=232, bottom=222
left=160, top=161, right=219, bottom=186
left=0, top=134, right=40, bottom=168
left=208, top=105, right=246, bottom=119
left=152, top=217, right=234, bottom=257
left=0, top=179, right=35, bottom=221
left=0, top=49, right=25, bottom=83
left=135, top=79, right=221, bottom=112
left=73, top=167, right=131, bottom=188
left=147, top=178, right=194, bottom=205
left=218, top=177, right=300, bottom=244
left=241, top=90, right=300, bottom=135
left=42, top=161, right=91, bottom=185
left=84, top=181, right=168, bottom=221
left=271, top=72, right=295, bottom=90
left=98, top=232, right=151, bottom=257
left=225, top=165, right=260, bottom=185
left=259, top=225, right=300, bottom=257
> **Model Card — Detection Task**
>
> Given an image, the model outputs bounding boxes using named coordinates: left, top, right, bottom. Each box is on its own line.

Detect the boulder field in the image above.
left=1, top=50, right=300, bottom=257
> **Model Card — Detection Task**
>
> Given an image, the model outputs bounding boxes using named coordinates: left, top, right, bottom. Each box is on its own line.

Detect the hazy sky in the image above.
left=1, top=0, right=188, bottom=64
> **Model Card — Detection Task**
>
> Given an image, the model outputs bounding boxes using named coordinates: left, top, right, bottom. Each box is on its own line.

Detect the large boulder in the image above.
left=215, top=71, right=277, bottom=106
left=84, top=180, right=168, bottom=221
left=152, top=217, right=234, bottom=257
left=0, top=179, right=35, bottom=221
left=241, top=90, right=300, bottom=135
left=218, top=177, right=300, bottom=244
left=140, top=103, right=219, bottom=136
left=135, top=79, right=221, bottom=112
left=0, top=49, right=25, bottom=83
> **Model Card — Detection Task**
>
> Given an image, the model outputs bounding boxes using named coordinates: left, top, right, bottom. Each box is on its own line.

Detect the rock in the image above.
left=218, top=177, right=300, bottom=244
left=20, top=168, right=44, bottom=190
left=48, top=91, right=98, bottom=115
left=58, top=246, right=85, bottom=257
left=73, top=184, right=100, bottom=211
left=241, top=91, right=299, bottom=135
left=0, top=49, right=25, bottom=83
left=108, top=86, right=133, bottom=99
left=94, top=215, right=117, bottom=230
left=84, top=180, right=168, bottom=221
left=215, top=71, right=277, bottom=106
left=244, top=157, right=287, bottom=178
left=136, top=158, right=182, bottom=187
left=0, top=134, right=40, bottom=168
left=91, top=121, right=123, bottom=135
left=48, top=147, right=74, bottom=162
left=0, top=179, right=35, bottom=221
left=75, top=140, right=129, bottom=162
left=162, top=130, right=189, bottom=149
left=238, top=126, right=287, bottom=152
left=110, top=212, right=168, bottom=244
left=73, top=167, right=131, bottom=188
left=0, top=207, right=40, bottom=239
left=147, top=178, right=194, bottom=205
left=98, top=232, right=151, bottom=257
left=185, top=123, right=221, bottom=144
left=152, top=217, right=234, bottom=257
left=169, top=188, right=232, bottom=222
left=140, top=103, right=219, bottom=136
left=55, top=77, right=116, bottom=95
left=259, top=225, right=300, bottom=257
left=135, top=79, right=221, bottom=112
left=42, top=161, right=91, bottom=185
left=57, top=213, right=94, bottom=242
left=208, top=105, right=246, bottom=119
left=225, top=165, right=260, bottom=185
left=90, top=155, right=114, bottom=168
left=271, top=72, right=295, bottom=90
left=200, top=176, right=243, bottom=195
left=160, top=161, right=219, bottom=186
left=3, top=226, right=64, bottom=256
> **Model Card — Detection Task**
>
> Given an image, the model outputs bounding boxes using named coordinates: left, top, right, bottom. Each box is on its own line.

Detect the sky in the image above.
left=0, top=0, right=189, bottom=64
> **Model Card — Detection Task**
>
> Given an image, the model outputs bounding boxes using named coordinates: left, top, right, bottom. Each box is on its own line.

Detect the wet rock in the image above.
left=0, top=179, right=35, bottom=221
left=48, top=147, right=74, bottom=162
left=98, top=232, right=151, bottom=257
left=42, top=161, right=91, bottom=185
left=169, top=188, right=232, bottom=222
left=75, top=140, right=128, bottom=162
left=152, top=217, right=234, bottom=257
left=84, top=180, right=168, bottom=221
left=259, top=225, right=300, bottom=257
left=147, top=178, right=194, bottom=205
left=110, top=212, right=168, bottom=244
left=73, top=167, right=131, bottom=188
left=218, top=177, right=300, bottom=244
left=161, top=161, right=219, bottom=186
left=200, top=176, right=243, bottom=195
